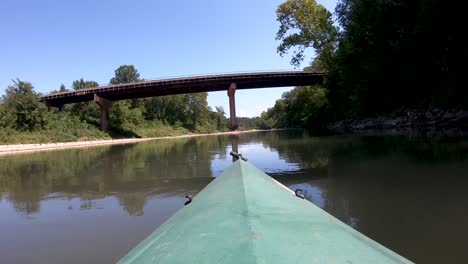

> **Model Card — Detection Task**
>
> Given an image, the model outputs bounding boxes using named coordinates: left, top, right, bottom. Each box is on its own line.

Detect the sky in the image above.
left=0, top=0, right=337, bottom=117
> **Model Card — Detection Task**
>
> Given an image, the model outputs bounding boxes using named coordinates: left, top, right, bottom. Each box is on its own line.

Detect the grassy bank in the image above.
left=0, top=120, right=223, bottom=145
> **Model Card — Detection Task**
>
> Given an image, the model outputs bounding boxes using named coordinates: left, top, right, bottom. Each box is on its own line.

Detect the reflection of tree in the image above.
left=254, top=130, right=336, bottom=170
left=0, top=135, right=228, bottom=216
left=0, top=146, right=110, bottom=214
left=117, top=193, right=146, bottom=216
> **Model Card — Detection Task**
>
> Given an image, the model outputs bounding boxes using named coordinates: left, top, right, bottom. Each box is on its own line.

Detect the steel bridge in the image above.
left=40, top=71, right=325, bottom=130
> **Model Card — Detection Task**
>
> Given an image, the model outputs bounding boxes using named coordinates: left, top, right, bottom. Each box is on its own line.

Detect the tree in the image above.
left=110, top=65, right=141, bottom=84
left=50, top=84, right=69, bottom=94
left=214, top=106, right=227, bottom=131
left=110, top=65, right=143, bottom=110
left=144, top=95, right=187, bottom=125
left=70, top=79, right=100, bottom=121
left=2, top=79, right=48, bottom=130
left=72, top=79, right=99, bottom=90
left=110, top=100, right=144, bottom=128
left=258, top=85, right=329, bottom=129
left=276, top=0, right=338, bottom=69
left=59, top=84, right=67, bottom=92
left=184, top=93, right=209, bottom=131
left=0, top=102, right=14, bottom=128
left=329, top=0, right=466, bottom=116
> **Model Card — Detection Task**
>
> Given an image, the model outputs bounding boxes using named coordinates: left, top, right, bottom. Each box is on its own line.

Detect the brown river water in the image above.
left=1, top=130, right=467, bottom=263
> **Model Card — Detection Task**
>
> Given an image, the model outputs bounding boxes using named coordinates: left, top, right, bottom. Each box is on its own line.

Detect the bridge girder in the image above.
left=39, top=71, right=325, bottom=131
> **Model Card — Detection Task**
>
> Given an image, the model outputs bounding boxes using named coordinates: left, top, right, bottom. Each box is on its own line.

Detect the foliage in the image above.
left=50, top=84, right=69, bottom=94
left=213, top=106, right=228, bottom=131
left=0, top=112, right=109, bottom=144
left=110, top=65, right=141, bottom=84
left=184, top=93, right=209, bottom=131
left=273, top=0, right=466, bottom=127
left=1, top=79, right=49, bottom=131
left=237, top=117, right=261, bottom=130
left=111, top=101, right=145, bottom=128
left=276, top=0, right=338, bottom=69
left=128, top=120, right=189, bottom=138
left=72, top=79, right=99, bottom=90
left=68, top=79, right=101, bottom=121
left=260, top=85, right=329, bottom=129
left=144, top=95, right=187, bottom=124
left=328, top=0, right=466, bottom=117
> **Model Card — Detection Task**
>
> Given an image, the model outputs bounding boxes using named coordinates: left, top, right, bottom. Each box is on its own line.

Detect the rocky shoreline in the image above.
left=328, top=109, right=468, bottom=139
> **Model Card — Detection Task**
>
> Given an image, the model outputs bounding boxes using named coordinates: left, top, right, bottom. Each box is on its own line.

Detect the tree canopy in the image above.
left=269, top=0, right=466, bottom=128
left=110, top=65, right=141, bottom=84
left=1, top=79, right=48, bottom=131
left=276, top=0, right=338, bottom=70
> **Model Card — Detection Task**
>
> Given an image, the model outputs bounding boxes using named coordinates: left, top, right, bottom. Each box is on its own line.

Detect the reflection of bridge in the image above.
left=40, top=71, right=325, bottom=130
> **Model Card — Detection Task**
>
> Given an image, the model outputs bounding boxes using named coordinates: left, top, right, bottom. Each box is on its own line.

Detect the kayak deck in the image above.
left=118, top=159, right=413, bottom=263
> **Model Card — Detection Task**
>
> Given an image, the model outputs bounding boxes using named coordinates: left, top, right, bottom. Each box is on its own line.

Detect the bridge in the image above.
left=40, top=71, right=325, bottom=131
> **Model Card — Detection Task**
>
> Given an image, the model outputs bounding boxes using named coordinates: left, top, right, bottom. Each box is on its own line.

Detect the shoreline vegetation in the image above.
left=259, top=0, right=466, bottom=133
left=0, top=129, right=279, bottom=156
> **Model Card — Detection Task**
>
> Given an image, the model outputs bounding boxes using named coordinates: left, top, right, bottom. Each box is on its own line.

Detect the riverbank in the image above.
left=0, top=129, right=266, bottom=156
left=328, top=109, right=468, bottom=138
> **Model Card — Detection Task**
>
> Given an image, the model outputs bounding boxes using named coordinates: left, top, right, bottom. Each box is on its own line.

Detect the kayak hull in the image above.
left=118, top=160, right=413, bottom=264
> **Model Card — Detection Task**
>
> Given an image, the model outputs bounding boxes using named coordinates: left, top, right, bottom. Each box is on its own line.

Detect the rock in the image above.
left=328, top=109, right=468, bottom=135
left=442, top=113, right=455, bottom=119
left=383, top=119, right=399, bottom=128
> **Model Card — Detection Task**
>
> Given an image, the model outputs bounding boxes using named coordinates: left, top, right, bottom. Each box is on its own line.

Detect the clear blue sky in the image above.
left=0, top=0, right=337, bottom=117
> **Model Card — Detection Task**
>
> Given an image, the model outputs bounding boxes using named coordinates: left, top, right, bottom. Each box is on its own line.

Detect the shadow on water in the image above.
left=1, top=130, right=468, bottom=263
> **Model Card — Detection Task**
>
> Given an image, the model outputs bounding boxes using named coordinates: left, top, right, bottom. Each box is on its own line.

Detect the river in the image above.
left=1, top=130, right=467, bottom=263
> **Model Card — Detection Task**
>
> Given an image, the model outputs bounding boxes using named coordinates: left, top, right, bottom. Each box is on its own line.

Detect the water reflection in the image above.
left=1, top=131, right=468, bottom=264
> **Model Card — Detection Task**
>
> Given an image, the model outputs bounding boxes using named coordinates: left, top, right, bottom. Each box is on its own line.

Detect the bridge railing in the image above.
left=40, top=70, right=324, bottom=99
left=136, top=70, right=322, bottom=84
left=97, top=69, right=310, bottom=87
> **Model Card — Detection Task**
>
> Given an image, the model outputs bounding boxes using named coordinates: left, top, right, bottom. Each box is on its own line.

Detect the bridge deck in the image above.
left=40, top=71, right=324, bottom=105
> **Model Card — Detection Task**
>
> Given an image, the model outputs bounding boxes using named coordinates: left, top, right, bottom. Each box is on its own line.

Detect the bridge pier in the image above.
left=94, top=94, right=112, bottom=131
left=228, top=83, right=238, bottom=130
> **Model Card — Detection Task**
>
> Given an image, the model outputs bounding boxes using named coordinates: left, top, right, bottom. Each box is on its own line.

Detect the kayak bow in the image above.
left=117, top=159, right=413, bottom=263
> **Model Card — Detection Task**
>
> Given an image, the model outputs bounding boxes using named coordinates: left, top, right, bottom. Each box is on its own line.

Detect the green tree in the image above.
left=110, top=65, right=144, bottom=124
left=110, top=101, right=144, bottom=128
left=70, top=79, right=100, bottom=121
left=276, top=0, right=338, bottom=69
left=259, top=86, right=329, bottom=129
left=72, top=79, right=99, bottom=90
left=110, top=65, right=141, bottom=84
left=214, top=106, right=227, bottom=131
left=2, top=79, right=48, bottom=131
left=184, top=93, right=209, bottom=131
left=0, top=103, right=14, bottom=128
left=59, top=84, right=67, bottom=92
left=144, top=95, right=187, bottom=125
left=50, top=84, right=69, bottom=94
left=329, top=0, right=466, bottom=116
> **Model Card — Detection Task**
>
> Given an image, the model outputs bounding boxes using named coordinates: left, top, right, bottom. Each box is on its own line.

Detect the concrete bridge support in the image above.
left=94, top=94, right=112, bottom=131
left=228, top=83, right=238, bottom=131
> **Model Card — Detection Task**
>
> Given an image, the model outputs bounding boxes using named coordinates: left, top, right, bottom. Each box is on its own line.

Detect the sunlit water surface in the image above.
left=1, top=130, right=468, bottom=263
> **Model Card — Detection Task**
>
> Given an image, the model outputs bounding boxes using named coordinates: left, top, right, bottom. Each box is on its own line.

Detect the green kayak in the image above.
left=117, top=158, right=413, bottom=263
